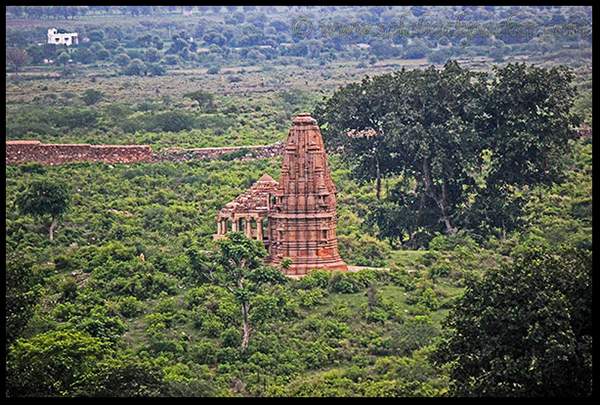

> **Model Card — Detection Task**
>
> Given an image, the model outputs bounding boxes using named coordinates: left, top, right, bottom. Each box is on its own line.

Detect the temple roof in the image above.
left=218, top=173, right=278, bottom=216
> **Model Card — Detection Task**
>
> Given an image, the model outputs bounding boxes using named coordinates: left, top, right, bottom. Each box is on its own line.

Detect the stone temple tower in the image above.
left=266, top=113, right=348, bottom=275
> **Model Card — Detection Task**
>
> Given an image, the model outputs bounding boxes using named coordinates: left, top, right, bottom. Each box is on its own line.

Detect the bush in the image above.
left=76, top=314, right=126, bottom=345
left=428, top=231, right=479, bottom=251
left=196, top=314, right=224, bottom=338
left=417, top=251, right=440, bottom=266
left=190, top=340, right=217, bottom=364
left=348, top=268, right=380, bottom=289
left=220, top=327, right=241, bottom=348
left=53, top=254, right=76, bottom=271
left=118, top=296, right=140, bottom=318
left=297, top=269, right=331, bottom=290
left=184, top=89, right=215, bottom=111
left=150, top=111, right=194, bottom=132
left=338, top=233, right=390, bottom=267
left=145, top=63, right=165, bottom=76
left=430, top=263, right=452, bottom=278
left=329, top=272, right=356, bottom=294
left=388, top=268, right=409, bottom=287
left=216, top=347, right=239, bottom=364
left=365, top=307, right=389, bottom=324
left=82, top=90, right=103, bottom=106
left=123, top=58, right=146, bottom=76
left=296, top=288, right=325, bottom=308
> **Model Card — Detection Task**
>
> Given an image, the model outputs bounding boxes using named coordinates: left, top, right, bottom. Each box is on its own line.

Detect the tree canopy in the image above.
left=186, top=232, right=288, bottom=348
left=431, top=245, right=592, bottom=396
left=14, top=178, right=71, bottom=241
left=315, top=61, right=581, bottom=247
left=6, top=330, right=109, bottom=397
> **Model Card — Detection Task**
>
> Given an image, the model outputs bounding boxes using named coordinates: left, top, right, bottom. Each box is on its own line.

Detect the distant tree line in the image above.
left=6, top=6, right=592, bottom=76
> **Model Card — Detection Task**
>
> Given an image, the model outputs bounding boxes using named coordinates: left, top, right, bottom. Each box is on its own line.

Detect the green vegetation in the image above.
left=5, top=5, right=592, bottom=398
left=14, top=178, right=71, bottom=241
left=315, top=61, right=582, bottom=248
left=432, top=246, right=592, bottom=396
left=5, top=139, right=591, bottom=396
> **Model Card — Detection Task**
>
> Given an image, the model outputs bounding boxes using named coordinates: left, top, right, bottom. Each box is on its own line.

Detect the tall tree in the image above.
left=186, top=232, right=287, bottom=348
left=468, top=63, right=581, bottom=239
left=15, top=179, right=71, bottom=241
left=383, top=61, right=488, bottom=235
left=483, top=63, right=581, bottom=188
left=314, top=73, right=401, bottom=200
left=6, top=47, right=32, bottom=75
left=431, top=246, right=592, bottom=396
left=316, top=61, right=581, bottom=244
left=316, top=61, right=487, bottom=237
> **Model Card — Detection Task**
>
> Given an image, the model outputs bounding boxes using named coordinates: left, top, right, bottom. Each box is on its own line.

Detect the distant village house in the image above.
left=47, top=28, right=78, bottom=46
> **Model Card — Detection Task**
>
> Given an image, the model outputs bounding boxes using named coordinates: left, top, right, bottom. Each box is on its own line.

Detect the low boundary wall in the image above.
left=5, top=140, right=285, bottom=165
left=6, top=126, right=589, bottom=166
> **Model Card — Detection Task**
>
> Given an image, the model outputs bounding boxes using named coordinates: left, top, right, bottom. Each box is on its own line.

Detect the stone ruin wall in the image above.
left=5, top=141, right=155, bottom=165
left=6, top=126, right=590, bottom=166
left=5, top=140, right=285, bottom=166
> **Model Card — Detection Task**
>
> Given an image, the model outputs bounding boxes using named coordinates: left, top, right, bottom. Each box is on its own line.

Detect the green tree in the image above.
left=15, top=179, right=71, bottom=241
left=316, top=61, right=581, bottom=244
left=123, top=58, right=146, bottom=76
left=469, top=63, right=582, bottom=238
left=6, top=47, right=32, bottom=74
left=431, top=246, right=592, bottom=397
left=6, top=330, right=110, bottom=397
left=114, top=53, right=131, bottom=68
left=5, top=254, right=40, bottom=352
left=316, top=61, right=487, bottom=236
left=72, top=354, right=166, bottom=396
left=144, top=47, right=162, bottom=63
left=184, top=89, right=215, bottom=112
left=186, top=232, right=287, bottom=348
left=72, top=47, right=95, bottom=64
left=55, top=51, right=71, bottom=66
left=151, top=111, right=193, bottom=132
left=82, top=89, right=103, bottom=106
left=313, top=73, right=401, bottom=200
left=145, top=62, right=166, bottom=76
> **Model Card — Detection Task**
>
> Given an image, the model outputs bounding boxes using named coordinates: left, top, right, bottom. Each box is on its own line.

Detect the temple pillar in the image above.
left=257, top=217, right=264, bottom=241
left=231, top=216, right=238, bottom=232
left=245, top=217, right=252, bottom=238
left=221, top=218, right=228, bottom=234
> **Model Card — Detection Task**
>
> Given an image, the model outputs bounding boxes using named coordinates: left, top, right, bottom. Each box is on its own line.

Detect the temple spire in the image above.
left=266, top=113, right=347, bottom=274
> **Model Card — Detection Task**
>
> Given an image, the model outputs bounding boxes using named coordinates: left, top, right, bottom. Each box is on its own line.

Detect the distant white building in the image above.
left=47, top=28, right=78, bottom=46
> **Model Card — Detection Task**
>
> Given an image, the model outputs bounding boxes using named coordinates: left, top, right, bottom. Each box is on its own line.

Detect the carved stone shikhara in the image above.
left=214, top=113, right=347, bottom=275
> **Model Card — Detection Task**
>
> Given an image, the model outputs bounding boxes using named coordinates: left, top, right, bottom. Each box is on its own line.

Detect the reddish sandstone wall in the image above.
left=5, top=141, right=155, bottom=165
left=158, top=143, right=284, bottom=162
left=5, top=140, right=285, bottom=166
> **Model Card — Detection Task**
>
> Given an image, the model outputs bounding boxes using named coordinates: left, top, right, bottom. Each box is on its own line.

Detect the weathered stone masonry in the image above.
left=9, top=125, right=590, bottom=166
left=213, top=113, right=348, bottom=275
left=6, top=141, right=154, bottom=165
left=5, top=140, right=285, bottom=166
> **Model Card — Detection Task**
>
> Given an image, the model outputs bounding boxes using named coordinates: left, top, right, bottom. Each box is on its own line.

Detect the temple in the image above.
left=213, top=113, right=347, bottom=275
left=213, top=173, right=278, bottom=245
